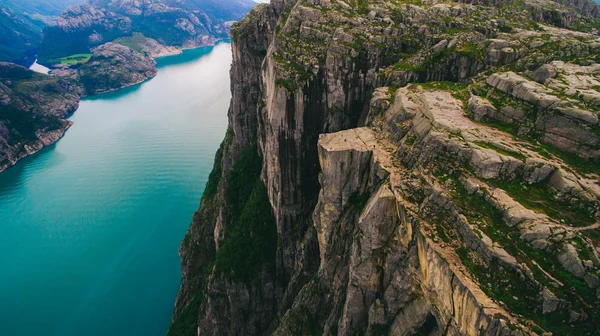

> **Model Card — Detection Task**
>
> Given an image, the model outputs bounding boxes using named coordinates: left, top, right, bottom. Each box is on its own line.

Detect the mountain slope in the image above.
left=172, top=0, right=600, bottom=335
left=163, top=0, right=258, bottom=21
left=37, top=0, right=256, bottom=65
left=0, top=62, right=82, bottom=172
left=0, top=0, right=87, bottom=65
left=1, top=0, right=87, bottom=16
left=0, top=5, right=45, bottom=65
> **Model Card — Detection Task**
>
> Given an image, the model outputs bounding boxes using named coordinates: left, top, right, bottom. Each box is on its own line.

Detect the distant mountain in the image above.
left=162, top=0, right=259, bottom=21
left=1, top=0, right=87, bottom=16
left=38, top=0, right=256, bottom=66
left=0, top=5, right=44, bottom=65
left=0, top=0, right=87, bottom=65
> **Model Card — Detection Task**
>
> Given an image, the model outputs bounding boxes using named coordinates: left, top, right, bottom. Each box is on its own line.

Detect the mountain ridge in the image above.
left=37, top=0, right=256, bottom=65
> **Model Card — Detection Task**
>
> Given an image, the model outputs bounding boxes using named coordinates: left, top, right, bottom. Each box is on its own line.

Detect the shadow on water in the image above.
left=83, top=80, right=147, bottom=101
left=0, top=142, right=61, bottom=197
left=156, top=40, right=230, bottom=69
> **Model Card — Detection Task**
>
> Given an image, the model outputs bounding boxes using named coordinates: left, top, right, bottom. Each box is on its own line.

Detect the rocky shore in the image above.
left=0, top=62, right=82, bottom=172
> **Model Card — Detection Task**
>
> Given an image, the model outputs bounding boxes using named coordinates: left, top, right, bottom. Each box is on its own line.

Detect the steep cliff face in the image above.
left=172, top=0, right=600, bottom=335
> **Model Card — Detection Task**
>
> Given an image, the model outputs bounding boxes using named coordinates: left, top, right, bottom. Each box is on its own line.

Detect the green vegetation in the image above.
left=370, top=323, right=391, bottom=336
left=201, top=138, right=225, bottom=200
left=348, top=190, right=372, bottom=211
left=167, top=294, right=202, bottom=336
left=457, top=41, right=485, bottom=62
left=537, top=142, right=600, bottom=177
left=487, top=178, right=596, bottom=227
left=273, top=51, right=315, bottom=91
left=456, top=247, right=540, bottom=321
left=167, top=259, right=216, bottom=336
left=420, top=81, right=470, bottom=103
left=214, top=144, right=277, bottom=281
left=113, top=33, right=148, bottom=53
left=473, top=141, right=526, bottom=161
left=224, top=144, right=263, bottom=219
left=393, top=61, right=421, bottom=72
left=280, top=279, right=331, bottom=335
left=441, top=169, right=599, bottom=335
left=476, top=86, right=600, bottom=177
left=49, top=53, right=92, bottom=66
left=215, top=180, right=277, bottom=281
left=357, top=0, right=369, bottom=15
left=498, top=23, right=514, bottom=33
left=0, top=3, right=45, bottom=64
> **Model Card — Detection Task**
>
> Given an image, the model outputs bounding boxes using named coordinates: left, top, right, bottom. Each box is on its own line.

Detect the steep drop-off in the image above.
left=172, top=0, right=600, bottom=335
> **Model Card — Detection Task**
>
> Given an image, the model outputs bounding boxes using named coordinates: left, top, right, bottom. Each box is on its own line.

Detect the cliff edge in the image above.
left=172, top=0, right=600, bottom=335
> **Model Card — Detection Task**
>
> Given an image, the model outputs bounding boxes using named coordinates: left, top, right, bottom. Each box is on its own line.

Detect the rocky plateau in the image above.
left=171, top=0, right=600, bottom=335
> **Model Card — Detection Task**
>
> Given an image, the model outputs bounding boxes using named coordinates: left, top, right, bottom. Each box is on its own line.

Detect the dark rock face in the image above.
left=76, top=42, right=157, bottom=95
left=0, top=62, right=82, bottom=172
left=173, top=0, right=600, bottom=335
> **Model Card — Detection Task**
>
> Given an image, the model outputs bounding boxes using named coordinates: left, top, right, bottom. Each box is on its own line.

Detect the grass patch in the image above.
left=487, top=178, right=596, bottom=227
left=473, top=141, right=526, bottom=161
left=114, top=33, right=148, bottom=53
left=393, top=61, right=421, bottom=72
left=215, top=181, right=277, bottom=281
left=49, top=53, right=92, bottom=66
left=449, top=171, right=599, bottom=334
left=201, top=138, right=226, bottom=200
left=419, top=81, right=470, bottom=104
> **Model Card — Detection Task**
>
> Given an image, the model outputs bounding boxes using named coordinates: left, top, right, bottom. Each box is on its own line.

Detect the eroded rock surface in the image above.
left=172, top=0, right=600, bottom=335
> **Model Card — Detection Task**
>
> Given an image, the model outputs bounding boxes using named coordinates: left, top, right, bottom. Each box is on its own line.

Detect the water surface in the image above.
left=0, top=43, right=231, bottom=335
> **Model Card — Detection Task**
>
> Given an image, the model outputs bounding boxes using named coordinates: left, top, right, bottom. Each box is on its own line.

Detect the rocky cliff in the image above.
left=0, top=62, right=82, bottom=172
left=171, top=0, right=600, bottom=335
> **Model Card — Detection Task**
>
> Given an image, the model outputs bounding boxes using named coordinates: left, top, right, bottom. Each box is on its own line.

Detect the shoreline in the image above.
left=0, top=121, right=73, bottom=174
left=2, top=40, right=231, bottom=174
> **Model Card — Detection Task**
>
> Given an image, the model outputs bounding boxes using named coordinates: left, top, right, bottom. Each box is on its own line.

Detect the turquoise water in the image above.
left=0, top=43, right=231, bottom=335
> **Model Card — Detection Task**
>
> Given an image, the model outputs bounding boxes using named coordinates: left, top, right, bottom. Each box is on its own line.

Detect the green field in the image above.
left=50, top=53, right=92, bottom=66
left=113, top=33, right=148, bottom=53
